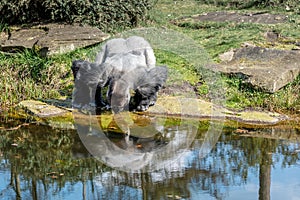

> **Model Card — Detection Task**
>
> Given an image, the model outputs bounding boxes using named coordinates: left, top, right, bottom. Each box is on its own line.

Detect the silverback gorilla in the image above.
left=71, top=36, right=168, bottom=113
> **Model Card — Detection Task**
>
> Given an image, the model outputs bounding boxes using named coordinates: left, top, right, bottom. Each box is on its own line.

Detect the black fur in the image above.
left=71, top=60, right=167, bottom=113
left=107, top=66, right=168, bottom=113
left=71, top=60, right=107, bottom=108
left=71, top=36, right=167, bottom=113
left=134, top=66, right=168, bottom=111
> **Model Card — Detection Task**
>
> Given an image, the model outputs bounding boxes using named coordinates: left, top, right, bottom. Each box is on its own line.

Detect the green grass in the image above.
left=0, top=47, right=99, bottom=109
left=149, top=0, right=300, bottom=58
left=0, top=51, right=64, bottom=108
left=177, top=21, right=265, bottom=59
left=147, top=0, right=300, bottom=113
left=155, top=50, right=200, bottom=86
left=0, top=0, right=300, bottom=114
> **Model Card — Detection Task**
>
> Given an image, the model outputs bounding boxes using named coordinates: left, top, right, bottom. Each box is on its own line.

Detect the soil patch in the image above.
left=160, top=81, right=199, bottom=98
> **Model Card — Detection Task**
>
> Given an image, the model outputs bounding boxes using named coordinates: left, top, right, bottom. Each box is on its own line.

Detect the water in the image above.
left=0, top=114, right=299, bottom=200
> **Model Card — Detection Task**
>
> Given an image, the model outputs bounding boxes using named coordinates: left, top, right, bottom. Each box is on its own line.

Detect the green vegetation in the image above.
left=196, top=0, right=300, bottom=13
left=155, top=50, right=200, bottom=87
left=0, top=48, right=95, bottom=108
left=0, top=0, right=154, bottom=32
left=0, top=0, right=300, bottom=113
left=148, top=0, right=300, bottom=112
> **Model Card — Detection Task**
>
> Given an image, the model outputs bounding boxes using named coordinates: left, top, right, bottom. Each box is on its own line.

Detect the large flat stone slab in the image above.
left=0, top=28, right=46, bottom=51
left=15, top=98, right=287, bottom=127
left=180, top=11, right=287, bottom=24
left=16, top=100, right=74, bottom=129
left=0, top=24, right=110, bottom=56
left=147, top=97, right=286, bottom=124
left=211, top=46, right=300, bottom=92
left=17, top=100, right=69, bottom=118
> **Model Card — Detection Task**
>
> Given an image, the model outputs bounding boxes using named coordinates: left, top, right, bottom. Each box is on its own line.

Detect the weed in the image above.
left=0, top=21, right=10, bottom=35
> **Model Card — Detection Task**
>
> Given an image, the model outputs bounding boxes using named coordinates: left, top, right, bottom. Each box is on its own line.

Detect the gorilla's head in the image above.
left=134, top=66, right=168, bottom=111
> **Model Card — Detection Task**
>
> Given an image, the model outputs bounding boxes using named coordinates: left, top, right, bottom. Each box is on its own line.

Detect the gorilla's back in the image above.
left=95, top=36, right=156, bottom=69
left=104, top=53, right=148, bottom=73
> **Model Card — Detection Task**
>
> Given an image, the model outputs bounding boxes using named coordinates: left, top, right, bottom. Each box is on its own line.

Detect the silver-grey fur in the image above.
left=71, top=36, right=167, bottom=113
left=95, top=36, right=156, bottom=69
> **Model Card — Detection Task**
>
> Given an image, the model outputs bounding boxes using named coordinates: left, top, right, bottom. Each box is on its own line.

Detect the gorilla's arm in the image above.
left=71, top=60, right=108, bottom=108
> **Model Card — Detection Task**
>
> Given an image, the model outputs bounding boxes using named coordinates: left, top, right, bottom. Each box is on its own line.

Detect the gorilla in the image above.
left=71, top=59, right=167, bottom=113
left=95, top=36, right=156, bottom=69
left=71, top=60, right=107, bottom=109
left=71, top=36, right=168, bottom=113
left=108, top=65, right=168, bottom=113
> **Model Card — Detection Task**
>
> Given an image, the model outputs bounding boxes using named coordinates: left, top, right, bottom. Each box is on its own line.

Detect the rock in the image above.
left=219, top=49, right=235, bottom=62
left=15, top=97, right=286, bottom=131
left=0, top=23, right=110, bottom=56
left=148, top=96, right=287, bottom=125
left=16, top=100, right=74, bottom=129
left=17, top=100, right=69, bottom=118
left=0, top=28, right=46, bottom=51
left=35, top=24, right=110, bottom=56
left=264, top=31, right=279, bottom=43
left=210, top=46, right=300, bottom=93
left=189, top=11, right=287, bottom=24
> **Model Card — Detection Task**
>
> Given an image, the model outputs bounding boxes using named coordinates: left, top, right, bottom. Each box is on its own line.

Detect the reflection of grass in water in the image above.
left=0, top=123, right=101, bottom=188
left=1, top=117, right=299, bottom=199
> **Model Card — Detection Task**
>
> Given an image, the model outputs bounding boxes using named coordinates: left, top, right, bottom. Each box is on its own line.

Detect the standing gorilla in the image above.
left=71, top=36, right=167, bottom=113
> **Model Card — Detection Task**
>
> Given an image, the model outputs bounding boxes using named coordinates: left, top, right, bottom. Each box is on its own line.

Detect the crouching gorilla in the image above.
left=108, top=65, right=168, bottom=113
left=71, top=36, right=168, bottom=113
